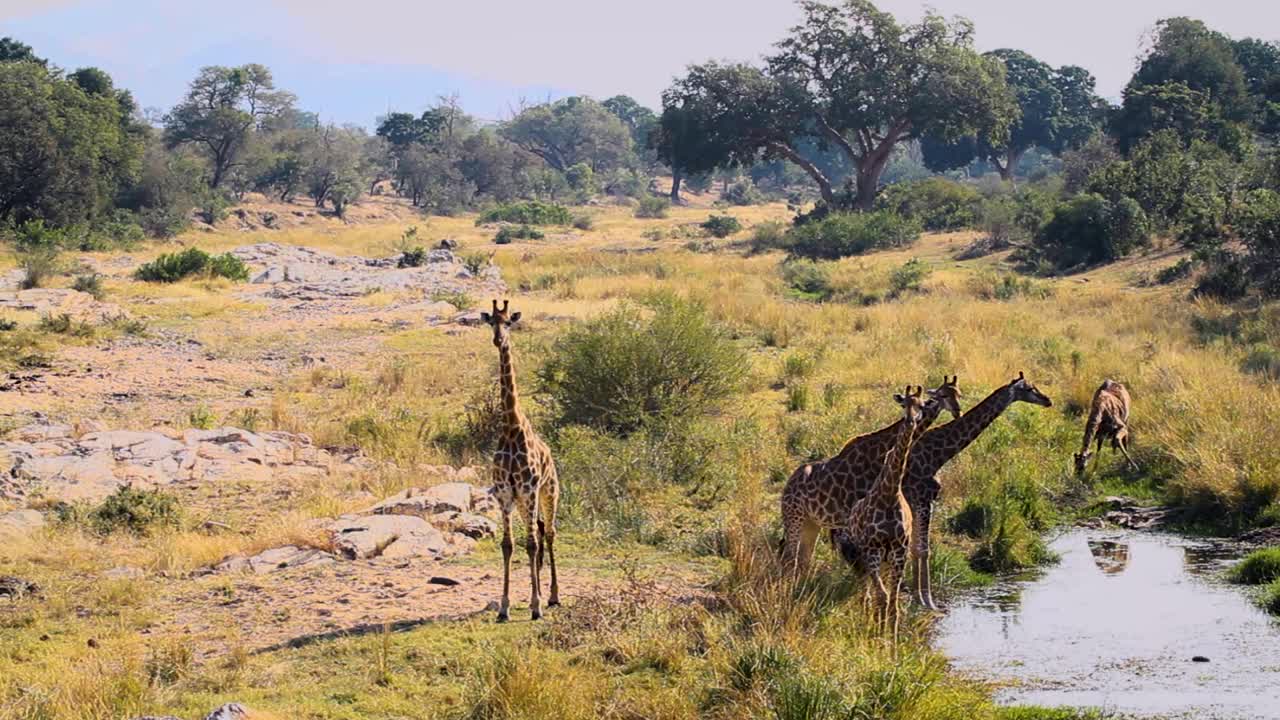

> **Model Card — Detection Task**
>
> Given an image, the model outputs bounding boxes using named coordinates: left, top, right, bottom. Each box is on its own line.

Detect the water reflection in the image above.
left=1087, top=539, right=1130, bottom=575
left=937, top=530, right=1280, bottom=719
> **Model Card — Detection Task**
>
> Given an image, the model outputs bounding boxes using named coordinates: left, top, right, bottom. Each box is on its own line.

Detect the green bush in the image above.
left=397, top=247, right=428, bottom=268
left=1235, top=188, right=1280, bottom=298
left=9, top=220, right=65, bottom=289
left=1195, top=251, right=1251, bottom=300
left=135, top=248, right=248, bottom=283
left=1263, top=580, right=1280, bottom=616
left=701, top=214, right=742, bottom=238
left=87, top=485, right=181, bottom=536
left=888, top=258, right=930, bottom=298
left=780, top=260, right=834, bottom=302
left=1035, top=193, right=1150, bottom=268
left=493, top=225, right=545, bottom=244
left=1242, top=345, right=1280, bottom=380
left=634, top=196, right=670, bottom=219
left=195, top=187, right=230, bottom=225
left=747, top=221, right=788, bottom=254
left=38, top=313, right=94, bottom=337
left=537, top=293, right=744, bottom=435
left=722, top=179, right=764, bottom=206
left=71, top=274, right=105, bottom=300
left=1228, top=548, right=1280, bottom=585
left=476, top=201, right=572, bottom=226
left=572, top=214, right=595, bottom=231
left=785, top=211, right=921, bottom=260
left=1156, top=258, right=1195, bottom=284
left=460, top=252, right=491, bottom=276
left=877, top=177, right=982, bottom=231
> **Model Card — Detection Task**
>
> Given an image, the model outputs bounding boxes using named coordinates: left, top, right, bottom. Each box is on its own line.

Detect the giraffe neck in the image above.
left=869, top=419, right=916, bottom=504
left=497, top=340, right=524, bottom=428
left=914, top=382, right=1016, bottom=475
left=831, top=397, right=944, bottom=467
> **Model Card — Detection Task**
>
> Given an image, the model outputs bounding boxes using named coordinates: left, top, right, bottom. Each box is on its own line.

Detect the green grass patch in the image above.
left=1228, top=548, right=1280, bottom=585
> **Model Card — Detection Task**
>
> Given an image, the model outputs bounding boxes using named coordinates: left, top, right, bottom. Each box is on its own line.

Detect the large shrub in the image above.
left=1235, top=188, right=1280, bottom=297
left=1035, top=193, right=1150, bottom=269
left=785, top=210, right=921, bottom=261
left=537, top=294, right=744, bottom=435
left=135, top=248, right=249, bottom=283
left=476, top=201, right=572, bottom=226
left=876, top=177, right=982, bottom=231
left=701, top=214, right=742, bottom=238
left=722, top=179, right=764, bottom=206
left=634, top=196, right=670, bottom=219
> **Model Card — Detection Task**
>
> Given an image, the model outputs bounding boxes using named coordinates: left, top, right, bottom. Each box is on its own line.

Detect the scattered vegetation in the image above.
left=1229, top=548, right=1280, bottom=585
left=634, top=196, right=670, bottom=219
left=493, top=225, right=545, bottom=244
left=786, top=211, right=921, bottom=260
left=477, top=201, right=572, bottom=226
left=700, top=214, right=742, bottom=238
left=135, top=248, right=249, bottom=283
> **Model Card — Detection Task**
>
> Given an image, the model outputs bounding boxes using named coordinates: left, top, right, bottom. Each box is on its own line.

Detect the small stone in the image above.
left=1192, top=655, right=1210, bottom=663
left=429, top=576, right=461, bottom=586
left=204, top=704, right=252, bottom=720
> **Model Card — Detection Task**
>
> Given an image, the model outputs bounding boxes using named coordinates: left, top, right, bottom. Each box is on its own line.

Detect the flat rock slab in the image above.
left=0, top=509, right=46, bottom=537
left=0, top=423, right=364, bottom=504
left=0, top=288, right=129, bottom=324
left=231, top=242, right=504, bottom=301
left=216, top=546, right=336, bottom=575
left=329, top=514, right=451, bottom=561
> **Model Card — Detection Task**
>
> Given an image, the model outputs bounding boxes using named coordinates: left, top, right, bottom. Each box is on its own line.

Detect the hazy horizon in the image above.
left=2, top=0, right=1278, bottom=127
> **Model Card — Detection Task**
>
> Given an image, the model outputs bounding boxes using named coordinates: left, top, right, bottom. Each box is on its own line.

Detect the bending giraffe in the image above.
left=846, top=386, right=926, bottom=641
left=780, top=376, right=962, bottom=575
left=481, top=299, right=560, bottom=622
left=1074, top=379, right=1136, bottom=476
left=834, top=372, right=1054, bottom=610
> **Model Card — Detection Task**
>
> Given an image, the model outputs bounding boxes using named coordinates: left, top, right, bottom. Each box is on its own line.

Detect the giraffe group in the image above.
left=473, top=298, right=1129, bottom=632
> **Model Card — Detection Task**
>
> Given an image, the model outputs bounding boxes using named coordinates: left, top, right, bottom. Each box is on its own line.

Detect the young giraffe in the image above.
left=1075, top=379, right=1137, bottom=476
left=834, top=372, right=1054, bottom=610
left=780, top=376, right=962, bottom=575
left=846, top=386, right=926, bottom=641
left=481, top=299, right=560, bottom=622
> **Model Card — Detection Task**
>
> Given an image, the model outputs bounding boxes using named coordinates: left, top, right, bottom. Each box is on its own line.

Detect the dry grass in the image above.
left=2, top=196, right=1276, bottom=717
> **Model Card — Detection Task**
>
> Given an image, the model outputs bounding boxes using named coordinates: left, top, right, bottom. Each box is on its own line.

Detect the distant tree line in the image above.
left=3, top=1, right=1280, bottom=299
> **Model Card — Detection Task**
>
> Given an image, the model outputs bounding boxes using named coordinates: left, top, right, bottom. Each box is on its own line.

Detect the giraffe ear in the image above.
left=480, top=312, right=492, bottom=324
left=507, top=311, right=522, bottom=324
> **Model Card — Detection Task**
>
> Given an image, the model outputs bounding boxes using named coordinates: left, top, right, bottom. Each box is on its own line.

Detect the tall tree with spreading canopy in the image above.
left=500, top=96, right=634, bottom=174
left=163, top=64, right=295, bottom=188
left=923, top=50, right=1103, bottom=183
left=663, top=0, right=1015, bottom=210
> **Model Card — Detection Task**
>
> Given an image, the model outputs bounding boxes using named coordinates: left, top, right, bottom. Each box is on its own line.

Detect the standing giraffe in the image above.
left=834, top=372, right=1054, bottom=610
left=780, top=376, right=962, bottom=574
left=1075, top=379, right=1136, bottom=476
left=481, top=299, right=560, bottom=622
left=846, top=386, right=926, bottom=641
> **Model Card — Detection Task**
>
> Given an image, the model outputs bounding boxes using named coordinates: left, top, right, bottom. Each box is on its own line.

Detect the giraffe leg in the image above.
left=887, top=550, right=907, bottom=644
left=864, top=550, right=888, bottom=634
left=912, top=501, right=939, bottom=611
left=497, top=511, right=513, bottom=623
left=542, top=482, right=561, bottom=607
left=1117, top=431, right=1139, bottom=471
left=520, top=496, right=542, bottom=620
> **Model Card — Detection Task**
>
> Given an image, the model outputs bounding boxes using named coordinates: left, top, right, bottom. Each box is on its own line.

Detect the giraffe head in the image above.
left=1073, top=448, right=1091, bottom=476
left=480, top=299, right=522, bottom=348
left=926, top=375, right=963, bottom=420
left=1011, top=371, right=1053, bottom=407
left=893, top=385, right=927, bottom=427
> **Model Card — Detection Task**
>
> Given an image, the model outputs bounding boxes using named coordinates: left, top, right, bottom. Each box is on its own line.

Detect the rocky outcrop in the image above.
left=0, top=423, right=364, bottom=503
left=214, top=546, right=336, bottom=574
left=0, top=288, right=129, bottom=324
left=214, top=479, right=498, bottom=573
left=0, top=509, right=46, bottom=537
left=230, top=242, right=504, bottom=300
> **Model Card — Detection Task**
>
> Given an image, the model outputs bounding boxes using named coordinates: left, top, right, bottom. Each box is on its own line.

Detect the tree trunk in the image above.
left=767, top=142, right=835, bottom=207
left=854, top=152, right=893, bottom=211
left=670, top=170, right=683, bottom=204
left=996, top=148, right=1024, bottom=189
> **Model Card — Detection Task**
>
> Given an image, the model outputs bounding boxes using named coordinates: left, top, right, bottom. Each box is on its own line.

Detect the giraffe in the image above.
left=1075, top=379, right=1136, bottom=476
left=481, top=299, right=560, bottom=622
left=833, top=372, right=1054, bottom=611
left=780, top=376, right=962, bottom=575
left=845, top=385, right=926, bottom=641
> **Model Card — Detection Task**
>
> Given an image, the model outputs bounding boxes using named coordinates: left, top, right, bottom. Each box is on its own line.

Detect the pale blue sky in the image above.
left=2, top=0, right=1277, bottom=128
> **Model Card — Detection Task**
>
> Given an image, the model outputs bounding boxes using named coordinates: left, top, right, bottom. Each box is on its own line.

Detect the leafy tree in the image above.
left=375, top=111, right=442, bottom=149
left=305, top=124, right=366, bottom=211
left=1234, top=38, right=1280, bottom=136
left=652, top=97, right=741, bottom=203
left=603, top=94, right=658, bottom=166
left=1113, top=18, right=1251, bottom=152
left=0, top=62, right=141, bottom=227
left=0, top=37, right=44, bottom=65
left=923, top=50, right=1102, bottom=183
left=500, top=96, right=634, bottom=173
left=664, top=1, right=1016, bottom=210
left=163, top=64, right=295, bottom=188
